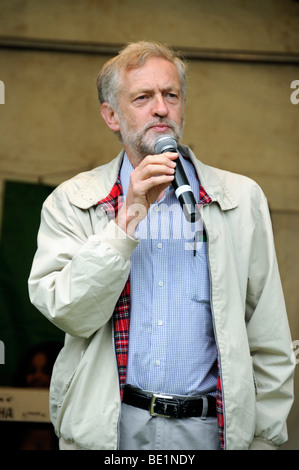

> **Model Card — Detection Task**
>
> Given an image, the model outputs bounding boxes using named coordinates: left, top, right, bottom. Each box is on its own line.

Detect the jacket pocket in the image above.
left=49, top=336, right=89, bottom=430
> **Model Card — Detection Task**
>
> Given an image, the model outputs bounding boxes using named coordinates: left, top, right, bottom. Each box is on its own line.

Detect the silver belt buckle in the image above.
left=150, top=393, right=173, bottom=418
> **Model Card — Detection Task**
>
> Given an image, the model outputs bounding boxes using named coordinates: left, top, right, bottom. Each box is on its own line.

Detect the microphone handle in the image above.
left=166, top=150, right=200, bottom=223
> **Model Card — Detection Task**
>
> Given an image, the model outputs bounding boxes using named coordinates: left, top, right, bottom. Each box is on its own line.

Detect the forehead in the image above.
left=119, top=57, right=181, bottom=94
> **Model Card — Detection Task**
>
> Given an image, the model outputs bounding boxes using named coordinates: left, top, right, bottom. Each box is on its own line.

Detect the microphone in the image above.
left=154, top=135, right=200, bottom=222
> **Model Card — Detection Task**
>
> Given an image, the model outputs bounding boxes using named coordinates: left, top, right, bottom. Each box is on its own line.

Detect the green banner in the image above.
left=0, top=181, right=64, bottom=386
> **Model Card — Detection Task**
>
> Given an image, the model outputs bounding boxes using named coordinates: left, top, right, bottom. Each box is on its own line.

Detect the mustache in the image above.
left=143, top=119, right=176, bottom=132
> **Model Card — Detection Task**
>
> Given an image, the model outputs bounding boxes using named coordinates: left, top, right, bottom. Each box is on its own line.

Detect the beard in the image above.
left=117, top=115, right=185, bottom=163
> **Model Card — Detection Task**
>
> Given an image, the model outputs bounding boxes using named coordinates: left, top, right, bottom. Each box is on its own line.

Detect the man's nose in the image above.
left=152, top=94, right=168, bottom=117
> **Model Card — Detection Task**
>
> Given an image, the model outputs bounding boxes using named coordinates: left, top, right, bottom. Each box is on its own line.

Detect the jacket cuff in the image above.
left=98, top=220, right=139, bottom=260
left=249, top=437, right=279, bottom=450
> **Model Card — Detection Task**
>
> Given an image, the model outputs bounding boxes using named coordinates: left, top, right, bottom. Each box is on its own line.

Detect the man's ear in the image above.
left=101, top=102, right=120, bottom=132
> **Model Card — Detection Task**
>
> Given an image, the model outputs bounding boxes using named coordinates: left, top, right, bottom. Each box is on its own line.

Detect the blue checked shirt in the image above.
left=120, top=152, right=218, bottom=396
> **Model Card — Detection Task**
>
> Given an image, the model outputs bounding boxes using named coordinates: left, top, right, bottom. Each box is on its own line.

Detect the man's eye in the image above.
left=136, top=95, right=148, bottom=101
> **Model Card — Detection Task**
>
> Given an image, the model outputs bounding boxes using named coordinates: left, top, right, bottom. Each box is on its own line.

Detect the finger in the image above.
left=141, top=173, right=175, bottom=193
left=145, top=163, right=176, bottom=177
left=138, top=153, right=178, bottom=170
left=135, top=156, right=177, bottom=181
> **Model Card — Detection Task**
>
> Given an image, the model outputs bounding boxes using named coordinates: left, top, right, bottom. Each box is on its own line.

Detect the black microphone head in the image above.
left=154, top=135, right=177, bottom=154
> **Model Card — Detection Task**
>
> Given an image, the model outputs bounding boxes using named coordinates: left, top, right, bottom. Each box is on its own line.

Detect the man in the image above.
left=28, top=41, right=294, bottom=450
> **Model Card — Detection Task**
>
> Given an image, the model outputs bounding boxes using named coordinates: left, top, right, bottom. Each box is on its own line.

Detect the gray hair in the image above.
left=96, top=41, right=187, bottom=110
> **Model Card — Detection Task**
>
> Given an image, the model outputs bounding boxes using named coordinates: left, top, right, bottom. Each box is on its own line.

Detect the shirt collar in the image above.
left=120, top=153, right=134, bottom=197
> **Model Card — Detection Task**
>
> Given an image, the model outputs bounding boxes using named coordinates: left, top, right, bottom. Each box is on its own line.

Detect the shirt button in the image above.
left=154, top=206, right=160, bottom=212
left=155, top=360, right=161, bottom=366
left=158, top=281, right=163, bottom=287
left=158, top=320, right=163, bottom=326
left=157, top=243, right=162, bottom=249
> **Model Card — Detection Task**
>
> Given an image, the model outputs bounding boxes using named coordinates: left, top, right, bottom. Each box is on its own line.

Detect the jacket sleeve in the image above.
left=28, top=187, right=138, bottom=338
left=246, top=192, right=295, bottom=449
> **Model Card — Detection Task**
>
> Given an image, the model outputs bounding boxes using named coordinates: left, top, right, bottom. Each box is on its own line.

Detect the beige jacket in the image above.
left=28, top=146, right=295, bottom=450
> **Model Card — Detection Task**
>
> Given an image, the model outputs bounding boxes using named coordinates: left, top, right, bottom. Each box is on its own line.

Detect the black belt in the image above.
left=123, top=386, right=217, bottom=419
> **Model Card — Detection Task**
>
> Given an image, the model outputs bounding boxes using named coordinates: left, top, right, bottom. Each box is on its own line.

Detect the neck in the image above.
left=124, top=147, right=147, bottom=169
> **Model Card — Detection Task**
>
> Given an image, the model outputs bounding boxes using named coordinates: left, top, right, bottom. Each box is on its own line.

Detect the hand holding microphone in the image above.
left=154, top=135, right=200, bottom=222
left=115, top=135, right=199, bottom=237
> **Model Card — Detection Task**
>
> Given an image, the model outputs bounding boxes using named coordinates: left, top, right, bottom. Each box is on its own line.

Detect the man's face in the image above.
left=115, top=57, right=185, bottom=164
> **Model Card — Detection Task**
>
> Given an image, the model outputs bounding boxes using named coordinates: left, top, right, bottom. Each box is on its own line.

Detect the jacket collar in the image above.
left=70, top=146, right=238, bottom=211
left=179, top=145, right=238, bottom=211
left=69, top=152, right=124, bottom=209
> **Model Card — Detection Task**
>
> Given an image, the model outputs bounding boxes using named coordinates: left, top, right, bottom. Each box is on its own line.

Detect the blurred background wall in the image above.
left=0, top=0, right=298, bottom=449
